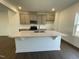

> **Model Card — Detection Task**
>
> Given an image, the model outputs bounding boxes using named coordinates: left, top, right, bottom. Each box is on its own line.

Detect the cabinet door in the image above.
left=20, top=14, right=26, bottom=24
left=37, top=15, right=46, bottom=24
left=46, top=13, right=55, bottom=22
left=41, top=15, right=47, bottom=24
left=30, top=14, right=37, bottom=21
left=20, top=14, right=30, bottom=25
left=24, top=14, right=30, bottom=24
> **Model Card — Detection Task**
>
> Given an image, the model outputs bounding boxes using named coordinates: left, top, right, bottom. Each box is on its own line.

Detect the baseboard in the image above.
left=0, top=36, right=8, bottom=37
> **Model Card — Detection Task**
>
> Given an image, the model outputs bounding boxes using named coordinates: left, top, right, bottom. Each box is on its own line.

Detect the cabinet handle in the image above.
left=0, top=55, right=5, bottom=58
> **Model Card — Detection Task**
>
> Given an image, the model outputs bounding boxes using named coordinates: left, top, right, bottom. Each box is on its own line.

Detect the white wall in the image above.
left=55, top=2, right=79, bottom=48
left=0, top=10, right=9, bottom=36
left=0, top=9, right=20, bottom=36
left=8, top=10, right=20, bottom=35
left=55, top=2, right=79, bottom=35
left=0, top=0, right=20, bottom=36
left=54, top=11, right=60, bottom=31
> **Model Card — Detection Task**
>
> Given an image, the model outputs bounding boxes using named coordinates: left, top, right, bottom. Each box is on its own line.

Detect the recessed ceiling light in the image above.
left=18, top=6, right=22, bottom=10
left=52, top=8, right=55, bottom=11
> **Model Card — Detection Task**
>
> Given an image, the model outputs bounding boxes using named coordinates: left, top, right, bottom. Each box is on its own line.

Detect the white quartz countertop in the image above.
left=9, top=30, right=61, bottom=38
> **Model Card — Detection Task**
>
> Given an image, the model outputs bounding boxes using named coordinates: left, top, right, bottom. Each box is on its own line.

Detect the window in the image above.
left=73, top=13, right=79, bottom=37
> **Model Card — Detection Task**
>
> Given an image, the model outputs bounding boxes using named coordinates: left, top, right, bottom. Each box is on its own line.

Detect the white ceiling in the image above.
left=5, top=0, right=79, bottom=11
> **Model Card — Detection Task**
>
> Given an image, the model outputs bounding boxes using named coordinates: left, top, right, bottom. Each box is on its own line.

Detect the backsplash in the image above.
left=19, top=24, right=54, bottom=30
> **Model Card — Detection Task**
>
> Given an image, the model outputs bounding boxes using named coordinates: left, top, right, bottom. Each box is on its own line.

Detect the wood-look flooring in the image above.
left=0, top=36, right=15, bottom=59
left=0, top=36, right=79, bottom=59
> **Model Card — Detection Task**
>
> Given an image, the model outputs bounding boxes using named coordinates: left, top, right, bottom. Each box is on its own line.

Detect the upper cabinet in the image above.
left=20, top=12, right=30, bottom=24
left=47, top=12, right=55, bottom=21
left=20, top=11, right=55, bottom=25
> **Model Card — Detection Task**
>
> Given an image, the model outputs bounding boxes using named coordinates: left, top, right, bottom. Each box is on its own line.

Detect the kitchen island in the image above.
left=9, top=30, right=61, bottom=53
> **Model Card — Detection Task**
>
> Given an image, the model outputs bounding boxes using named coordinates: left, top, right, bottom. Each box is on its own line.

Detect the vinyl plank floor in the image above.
left=0, top=36, right=15, bottom=59
left=0, top=36, right=79, bottom=59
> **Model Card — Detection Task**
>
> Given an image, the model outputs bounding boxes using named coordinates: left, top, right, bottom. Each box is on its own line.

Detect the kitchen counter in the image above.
left=9, top=31, right=61, bottom=53
left=9, top=30, right=61, bottom=38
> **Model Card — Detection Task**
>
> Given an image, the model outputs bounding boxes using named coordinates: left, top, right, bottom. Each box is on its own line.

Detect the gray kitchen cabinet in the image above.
left=20, top=14, right=30, bottom=24
left=20, top=12, right=55, bottom=25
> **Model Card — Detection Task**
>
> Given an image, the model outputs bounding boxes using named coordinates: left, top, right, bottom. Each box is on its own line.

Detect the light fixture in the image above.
left=18, top=6, right=22, bottom=10
left=52, top=8, right=55, bottom=11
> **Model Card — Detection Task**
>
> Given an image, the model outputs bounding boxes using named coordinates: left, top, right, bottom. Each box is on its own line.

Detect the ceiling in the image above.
left=5, top=0, right=79, bottom=11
